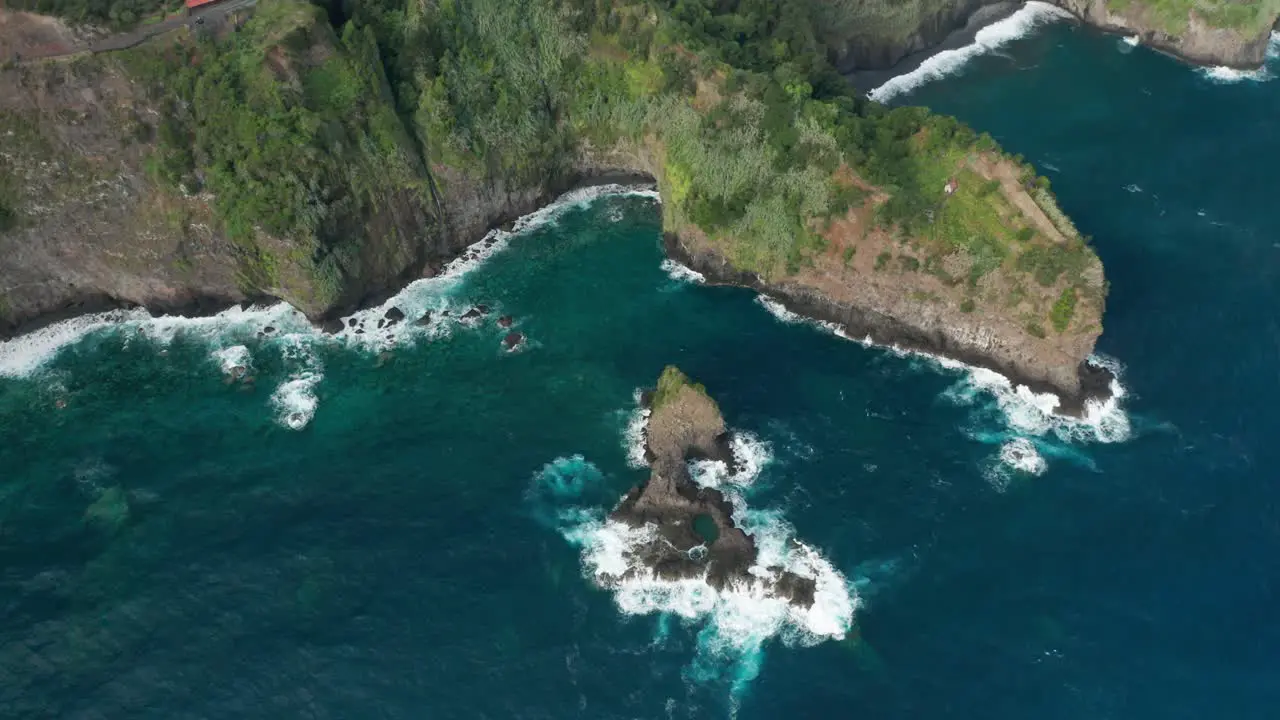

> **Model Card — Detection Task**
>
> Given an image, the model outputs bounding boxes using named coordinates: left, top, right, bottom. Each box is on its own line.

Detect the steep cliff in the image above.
left=1056, top=0, right=1279, bottom=68
left=0, top=0, right=1112, bottom=411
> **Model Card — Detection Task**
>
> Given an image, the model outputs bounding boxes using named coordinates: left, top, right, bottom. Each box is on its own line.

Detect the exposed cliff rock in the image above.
left=1055, top=0, right=1279, bottom=69
left=0, top=1, right=1112, bottom=411
left=830, top=0, right=1019, bottom=73
left=610, top=367, right=816, bottom=606
left=0, top=7, right=594, bottom=336
left=833, top=0, right=1279, bottom=74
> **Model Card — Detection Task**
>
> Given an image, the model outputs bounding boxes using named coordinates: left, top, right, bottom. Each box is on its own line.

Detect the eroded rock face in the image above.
left=610, top=367, right=817, bottom=608
left=1056, top=0, right=1278, bottom=69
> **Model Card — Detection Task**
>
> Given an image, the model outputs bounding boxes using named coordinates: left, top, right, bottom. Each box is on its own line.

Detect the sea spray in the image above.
left=1199, top=32, right=1279, bottom=84
left=529, top=440, right=856, bottom=707
left=868, top=1, right=1072, bottom=102
left=661, top=259, right=706, bottom=285
left=269, top=334, right=324, bottom=430
left=0, top=184, right=660, bottom=381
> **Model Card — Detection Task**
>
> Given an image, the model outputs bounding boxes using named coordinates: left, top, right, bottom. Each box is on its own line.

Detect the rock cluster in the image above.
left=610, top=367, right=816, bottom=607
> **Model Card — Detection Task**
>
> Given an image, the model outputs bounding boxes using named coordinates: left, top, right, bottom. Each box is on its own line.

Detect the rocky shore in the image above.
left=663, top=234, right=1114, bottom=417
left=841, top=0, right=1280, bottom=85
left=609, top=367, right=816, bottom=607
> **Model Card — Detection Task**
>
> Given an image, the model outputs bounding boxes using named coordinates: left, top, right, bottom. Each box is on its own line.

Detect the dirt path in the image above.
left=2, top=0, right=256, bottom=63
left=973, top=154, right=1069, bottom=245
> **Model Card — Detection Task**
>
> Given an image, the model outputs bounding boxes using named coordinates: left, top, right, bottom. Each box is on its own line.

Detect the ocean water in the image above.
left=3, top=16, right=1279, bottom=719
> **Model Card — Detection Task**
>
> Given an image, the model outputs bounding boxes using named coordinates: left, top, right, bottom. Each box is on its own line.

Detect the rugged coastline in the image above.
left=610, top=366, right=816, bottom=606
left=662, top=233, right=1113, bottom=417
left=840, top=0, right=1280, bottom=82
left=1, top=0, right=1115, bottom=413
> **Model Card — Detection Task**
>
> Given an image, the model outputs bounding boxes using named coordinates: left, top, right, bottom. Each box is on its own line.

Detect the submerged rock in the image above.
left=461, top=305, right=490, bottom=322
left=414, top=311, right=433, bottom=327
left=609, top=366, right=816, bottom=608
left=503, top=332, right=524, bottom=351
left=384, top=307, right=405, bottom=323
left=497, top=315, right=514, bottom=328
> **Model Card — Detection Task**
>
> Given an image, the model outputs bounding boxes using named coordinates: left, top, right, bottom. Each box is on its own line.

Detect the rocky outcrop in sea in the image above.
left=609, top=367, right=816, bottom=608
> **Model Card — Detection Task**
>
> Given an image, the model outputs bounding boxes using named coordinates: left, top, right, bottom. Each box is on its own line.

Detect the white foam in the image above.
left=756, top=286, right=1132, bottom=443
left=623, top=389, right=652, bottom=469
left=998, top=437, right=1048, bottom=475
left=661, top=259, right=705, bottom=284
left=536, top=447, right=855, bottom=699
left=565, top=512, right=854, bottom=648
left=1, top=183, right=659, bottom=378
left=1123, top=35, right=1140, bottom=47
left=333, top=183, right=660, bottom=351
left=943, top=359, right=1131, bottom=445
left=867, top=2, right=1072, bottom=102
left=0, top=308, right=150, bottom=377
left=688, top=432, right=772, bottom=490
left=211, top=344, right=252, bottom=377
left=754, top=294, right=843, bottom=335
left=1200, top=33, right=1279, bottom=83
left=269, top=334, right=323, bottom=430
left=1125, top=184, right=1143, bottom=193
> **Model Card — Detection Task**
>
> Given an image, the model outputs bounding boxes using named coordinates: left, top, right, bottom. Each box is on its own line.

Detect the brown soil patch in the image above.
left=971, top=154, right=1068, bottom=245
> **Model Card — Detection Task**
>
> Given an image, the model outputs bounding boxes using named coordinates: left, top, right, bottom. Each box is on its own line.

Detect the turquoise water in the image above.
left=2, top=18, right=1278, bottom=719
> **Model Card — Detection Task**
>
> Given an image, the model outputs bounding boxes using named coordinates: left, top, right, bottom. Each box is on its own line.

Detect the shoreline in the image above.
left=848, top=1, right=1021, bottom=95
left=0, top=170, right=658, bottom=344
left=853, top=1, right=1276, bottom=99
left=661, top=233, right=1114, bottom=418
left=1, top=180, right=1113, bottom=419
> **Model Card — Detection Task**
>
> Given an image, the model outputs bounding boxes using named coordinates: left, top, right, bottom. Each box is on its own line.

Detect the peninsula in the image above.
left=1, top=0, right=1272, bottom=410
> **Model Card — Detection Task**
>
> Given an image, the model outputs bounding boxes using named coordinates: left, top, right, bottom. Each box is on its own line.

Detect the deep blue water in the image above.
left=2, top=18, right=1279, bottom=719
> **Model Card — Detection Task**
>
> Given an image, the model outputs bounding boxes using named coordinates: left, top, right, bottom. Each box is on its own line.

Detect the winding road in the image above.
left=13, top=0, right=257, bottom=62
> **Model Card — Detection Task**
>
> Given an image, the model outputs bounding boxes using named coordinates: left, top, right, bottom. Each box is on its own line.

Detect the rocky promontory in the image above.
left=610, top=367, right=816, bottom=607
left=833, top=0, right=1279, bottom=75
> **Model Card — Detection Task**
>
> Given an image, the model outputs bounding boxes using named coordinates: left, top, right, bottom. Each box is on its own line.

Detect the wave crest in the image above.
left=867, top=2, right=1071, bottom=102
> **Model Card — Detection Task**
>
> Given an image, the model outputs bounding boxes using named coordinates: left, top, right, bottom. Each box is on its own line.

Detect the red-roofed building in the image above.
left=186, top=0, right=226, bottom=12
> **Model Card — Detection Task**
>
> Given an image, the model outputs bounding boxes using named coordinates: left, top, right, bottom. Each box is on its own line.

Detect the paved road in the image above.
left=17, top=0, right=257, bottom=61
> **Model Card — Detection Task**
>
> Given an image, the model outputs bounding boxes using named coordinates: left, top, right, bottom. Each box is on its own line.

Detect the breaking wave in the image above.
left=269, top=335, right=323, bottom=430
left=867, top=2, right=1071, bottom=103
left=688, top=432, right=772, bottom=490
left=1200, top=33, right=1279, bottom=84
left=622, top=389, right=653, bottom=469
left=531, top=432, right=854, bottom=708
left=753, top=289, right=1131, bottom=447
left=661, top=259, right=706, bottom=285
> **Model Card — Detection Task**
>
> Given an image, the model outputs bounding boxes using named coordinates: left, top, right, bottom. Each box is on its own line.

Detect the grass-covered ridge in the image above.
left=650, top=365, right=710, bottom=413
left=1107, top=0, right=1280, bottom=34
left=116, top=0, right=431, bottom=309
left=93, top=0, right=1104, bottom=334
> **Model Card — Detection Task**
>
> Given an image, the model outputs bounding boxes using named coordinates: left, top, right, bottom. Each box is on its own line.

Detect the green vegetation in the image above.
left=1015, top=240, right=1092, bottom=287
left=1107, top=0, right=1280, bottom=34
left=651, top=365, right=708, bottom=412
left=1026, top=321, right=1047, bottom=339
left=88, top=0, right=1101, bottom=314
left=119, top=1, right=429, bottom=306
left=1051, top=286, right=1078, bottom=332
left=9, top=0, right=177, bottom=28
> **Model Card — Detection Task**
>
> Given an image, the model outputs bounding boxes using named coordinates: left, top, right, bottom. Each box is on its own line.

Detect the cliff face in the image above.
left=830, top=0, right=1018, bottom=72
left=1056, top=0, right=1279, bottom=69
left=0, top=8, right=575, bottom=335
left=0, top=1, right=1115, bottom=412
